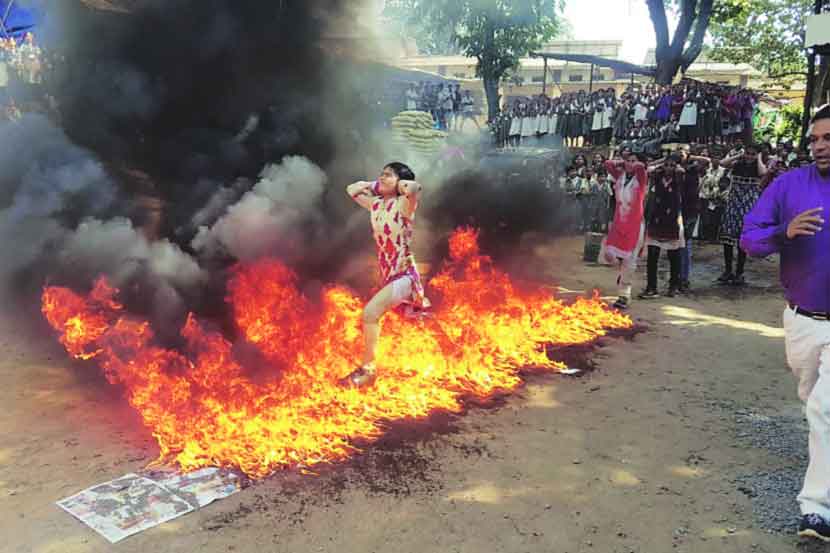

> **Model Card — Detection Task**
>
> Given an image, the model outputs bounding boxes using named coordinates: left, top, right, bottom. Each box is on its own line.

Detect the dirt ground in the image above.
left=0, top=236, right=821, bottom=553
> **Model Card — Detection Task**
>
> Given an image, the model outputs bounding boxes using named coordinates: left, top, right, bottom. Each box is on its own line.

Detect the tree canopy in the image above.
left=382, top=0, right=461, bottom=56
left=708, top=0, right=813, bottom=82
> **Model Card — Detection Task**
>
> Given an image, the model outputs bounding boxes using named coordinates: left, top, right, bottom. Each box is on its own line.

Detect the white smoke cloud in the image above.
left=60, top=218, right=208, bottom=334
left=192, top=155, right=328, bottom=262
left=61, top=217, right=207, bottom=291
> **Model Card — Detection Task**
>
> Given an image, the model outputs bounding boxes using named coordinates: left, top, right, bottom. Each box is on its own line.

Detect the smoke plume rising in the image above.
left=3, top=0, right=576, bottom=334
left=191, top=156, right=328, bottom=263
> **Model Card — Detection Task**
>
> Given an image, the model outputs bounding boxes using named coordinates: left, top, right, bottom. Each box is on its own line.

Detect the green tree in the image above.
left=382, top=0, right=461, bottom=55
left=708, top=0, right=812, bottom=83
left=382, top=0, right=564, bottom=120
left=775, top=103, right=804, bottom=144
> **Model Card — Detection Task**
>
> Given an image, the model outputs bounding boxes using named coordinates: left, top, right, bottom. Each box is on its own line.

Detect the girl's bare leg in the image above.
left=340, top=280, right=406, bottom=387
left=361, top=281, right=400, bottom=367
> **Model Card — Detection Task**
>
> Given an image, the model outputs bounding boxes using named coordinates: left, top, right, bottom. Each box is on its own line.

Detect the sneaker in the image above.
left=339, top=365, right=376, bottom=388
left=799, top=513, right=830, bottom=542
left=666, top=285, right=679, bottom=298
left=638, top=288, right=660, bottom=300
left=716, top=272, right=734, bottom=284
left=731, top=274, right=746, bottom=287
left=612, top=296, right=629, bottom=310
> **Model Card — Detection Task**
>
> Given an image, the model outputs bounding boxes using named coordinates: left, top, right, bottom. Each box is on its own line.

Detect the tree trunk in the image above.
left=654, top=58, right=679, bottom=85
left=647, top=0, right=713, bottom=86
left=483, top=75, right=501, bottom=122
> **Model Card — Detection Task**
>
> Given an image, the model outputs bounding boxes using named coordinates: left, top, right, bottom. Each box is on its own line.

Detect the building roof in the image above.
left=80, top=0, right=135, bottom=11
left=643, top=48, right=762, bottom=76
left=397, top=55, right=612, bottom=71
left=685, top=61, right=762, bottom=76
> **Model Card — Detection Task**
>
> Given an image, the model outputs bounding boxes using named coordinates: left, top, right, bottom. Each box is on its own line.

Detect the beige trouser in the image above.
left=784, top=306, right=830, bottom=518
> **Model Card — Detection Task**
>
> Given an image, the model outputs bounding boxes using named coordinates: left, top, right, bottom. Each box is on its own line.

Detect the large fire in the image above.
left=41, top=228, right=631, bottom=478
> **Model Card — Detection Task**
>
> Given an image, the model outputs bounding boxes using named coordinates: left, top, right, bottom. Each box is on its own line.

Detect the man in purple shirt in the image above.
left=742, top=105, right=830, bottom=542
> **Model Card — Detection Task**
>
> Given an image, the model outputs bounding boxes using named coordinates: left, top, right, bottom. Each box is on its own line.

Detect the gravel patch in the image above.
left=734, top=469, right=804, bottom=534
left=735, top=409, right=808, bottom=462
left=732, top=408, right=808, bottom=535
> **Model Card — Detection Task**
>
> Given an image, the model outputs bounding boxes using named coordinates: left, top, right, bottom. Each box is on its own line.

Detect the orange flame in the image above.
left=41, top=228, right=631, bottom=478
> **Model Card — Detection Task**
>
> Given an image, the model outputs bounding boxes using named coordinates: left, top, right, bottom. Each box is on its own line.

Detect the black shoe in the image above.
left=666, top=285, right=679, bottom=298
left=716, top=272, right=734, bottom=284
left=731, top=274, right=746, bottom=287
left=679, top=280, right=691, bottom=293
left=612, top=296, right=629, bottom=310
left=638, top=288, right=659, bottom=300
left=799, top=513, right=830, bottom=542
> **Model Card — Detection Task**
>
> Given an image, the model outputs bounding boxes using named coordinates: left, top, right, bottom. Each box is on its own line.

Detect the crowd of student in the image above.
left=403, top=82, right=481, bottom=132
left=561, top=140, right=808, bottom=309
left=1, top=33, right=43, bottom=86
left=494, top=81, right=759, bottom=150
left=0, top=32, right=49, bottom=120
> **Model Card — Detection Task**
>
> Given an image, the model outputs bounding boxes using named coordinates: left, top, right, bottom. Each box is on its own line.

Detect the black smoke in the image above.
left=421, top=148, right=574, bottom=265
left=4, top=0, right=578, bottom=333
left=1, top=1, right=380, bottom=335
left=12, top=2, right=374, bottom=279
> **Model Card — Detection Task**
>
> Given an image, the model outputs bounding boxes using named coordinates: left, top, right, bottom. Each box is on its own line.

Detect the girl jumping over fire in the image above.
left=341, top=162, right=430, bottom=388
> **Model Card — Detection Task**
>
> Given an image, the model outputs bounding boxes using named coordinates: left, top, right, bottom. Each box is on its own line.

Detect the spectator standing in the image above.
left=679, top=89, right=699, bottom=143
left=613, top=96, right=632, bottom=143
left=640, top=155, right=686, bottom=299
left=699, top=157, right=728, bottom=242
left=677, top=146, right=711, bottom=292
left=405, top=83, right=418, bottom=111
left=718, top=144, right=768, bottom=286
left=426, top=83, right=439, bottom=124
left=577, top=166, right=595, bottom=232
left=521, top=100, right=535, bottom=144
left=0, top=39, right=9, bottom=100
left=592, top=165, right=613, bottom=232
left=451, top=84, right=463, bottom=131
left=19, top=33, right=42, bottom=85
left=458, top=90, right=479, bottom=131
left=508, top=100, right=523, bottom=147
left=436, top=84, right=452, bottom=130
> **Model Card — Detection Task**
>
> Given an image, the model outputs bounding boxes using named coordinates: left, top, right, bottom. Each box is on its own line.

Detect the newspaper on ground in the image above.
left=152, top=467, right=241, bottom=509
left=56, top=468, right=241, bottom=543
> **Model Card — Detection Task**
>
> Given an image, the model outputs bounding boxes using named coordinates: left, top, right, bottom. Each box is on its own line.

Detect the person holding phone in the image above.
left=741, top=105, right=830, bottom=543
left=342, top=162, right=430, bottom=388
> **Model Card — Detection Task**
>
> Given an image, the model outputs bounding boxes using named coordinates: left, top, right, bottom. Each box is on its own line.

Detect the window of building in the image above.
left=552, top=70, right=563, bottom=83
left=532, top=76, right=545, bottom=83
left=454, top=73, right=466, bottom=79
left=594, top=73, right=606, bottom=81
left=568, top=73, right=584, bottom=82
left=437, top=65, right=447, bottom=76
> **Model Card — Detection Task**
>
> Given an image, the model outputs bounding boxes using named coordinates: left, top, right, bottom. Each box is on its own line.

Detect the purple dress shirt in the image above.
left=741, top=165, right=830, bottom=313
